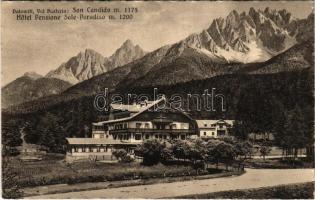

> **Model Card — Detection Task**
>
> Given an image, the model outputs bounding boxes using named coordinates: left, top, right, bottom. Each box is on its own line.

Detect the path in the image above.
left=30, top=168, right=314, bottom=199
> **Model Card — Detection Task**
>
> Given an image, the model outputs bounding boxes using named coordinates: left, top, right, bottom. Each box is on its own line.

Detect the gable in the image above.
left=93, top=96, right=195, bottom=125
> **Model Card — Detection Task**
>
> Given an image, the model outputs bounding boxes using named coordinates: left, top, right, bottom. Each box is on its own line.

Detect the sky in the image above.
left=1, top=1, right=313, bottom=85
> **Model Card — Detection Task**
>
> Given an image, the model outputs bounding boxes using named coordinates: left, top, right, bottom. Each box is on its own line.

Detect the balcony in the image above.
left=109, top=128, right=195, bottom=134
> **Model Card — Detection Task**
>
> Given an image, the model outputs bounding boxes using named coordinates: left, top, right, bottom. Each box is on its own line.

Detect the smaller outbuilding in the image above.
left=196, top=119, right=234, bottom=138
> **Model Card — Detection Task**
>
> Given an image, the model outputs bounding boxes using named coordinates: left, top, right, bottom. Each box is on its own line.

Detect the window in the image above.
left=144, top=123, right=150, bottom=128
left=157, top=124, right=165, bottom=130
left=136, top=123, right=141, bottom=129
left=145, top=134, right=150, bottom=139
left=171, top=124, right=177, bottom=129
left=163, top=135, right=167, bottom=139
left=135, top=134, right=142, bottom=140
left=211, top=124, right=216, bottom=127
left=212, top=132, right=215, bottom=135
left=106, top=135, right=109, bottom=138
left=155, top=135, right=158, bottom=139
left=219, top=125, right=223, bottom=128
left=204, top=124, right=207, bottom=127
left=181, top=135, right=186, bottom=140
left=204, top=132, right=206, bottom=136
left=217, top=130, right=226, bottom=136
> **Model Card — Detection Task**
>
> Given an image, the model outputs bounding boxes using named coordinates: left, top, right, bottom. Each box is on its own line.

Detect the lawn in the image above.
left=7, top=154, right=219, bottom=188
left=244, top=157, right=314, bottom=169
left=175, top=182, right=314, bottom=199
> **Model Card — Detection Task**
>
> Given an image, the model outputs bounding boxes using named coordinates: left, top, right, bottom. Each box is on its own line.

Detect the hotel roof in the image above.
left=110, top=100, right=156, bottom=113
left=93, top=97, right=166, bottom=125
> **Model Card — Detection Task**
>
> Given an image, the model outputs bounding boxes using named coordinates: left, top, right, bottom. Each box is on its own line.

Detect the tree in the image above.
left=234, top=141, right=253, bottom=161
left=289, top=106, right=309, bottom=158
left=206, top=140, right=236, bottom=169
left=2, top=119, right=23, bottom=148
left=272, top=98, right=288, bottom=157
left=135, top=139, right=165, bottom=165
left=232, top=120, right=249, bottom=140
left=218, top=136, right=236, bottom=144
left=274, top=105, right=311, bottom=159
left=2, top=157, right=23, bottom=198
left=260, top=145, right=271, bottom=160
left=215, top=141, right=236, bottom=170
left=172, top=140, right=190, bottom=161
left=23, top=120, right=40, bottom=144
left=160, top=147, right=173, bottom=162
left=187, top=139, right=207, bottom=164
left=37, top=113, right=66, bottom=152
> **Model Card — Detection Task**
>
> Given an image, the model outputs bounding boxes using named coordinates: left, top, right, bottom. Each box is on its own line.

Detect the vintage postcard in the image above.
left=1, top=1, right=314, bottom=199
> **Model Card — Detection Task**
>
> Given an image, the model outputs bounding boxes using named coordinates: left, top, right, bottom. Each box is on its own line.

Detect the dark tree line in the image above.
left=2, top=95, right=100, bottom=152
left=2, top=68, right=313, bottom=155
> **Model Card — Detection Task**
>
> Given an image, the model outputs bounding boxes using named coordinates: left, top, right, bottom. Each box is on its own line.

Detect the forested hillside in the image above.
left=2, top=67, right=313, bottom=152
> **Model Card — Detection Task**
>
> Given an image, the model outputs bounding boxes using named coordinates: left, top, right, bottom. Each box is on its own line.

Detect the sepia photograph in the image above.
left=1, top=1, right=314, bottom=199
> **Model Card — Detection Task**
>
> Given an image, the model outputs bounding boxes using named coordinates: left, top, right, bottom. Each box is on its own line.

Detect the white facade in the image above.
left=196, top=119, right=234, bottom=138
left=92, top=120, right=191, bottom=143
left=67, top=97, right=196, bottom=159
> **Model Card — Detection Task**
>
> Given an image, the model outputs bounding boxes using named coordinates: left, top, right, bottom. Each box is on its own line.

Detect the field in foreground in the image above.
left=175, top=182, right=314, bottom=199
left=6, top=154, right=224, bottom=188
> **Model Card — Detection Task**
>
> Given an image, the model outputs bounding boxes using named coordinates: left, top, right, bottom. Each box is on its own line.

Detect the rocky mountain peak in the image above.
left=46, top=40, right=146, bottom=84
left=23, top=71, right=43, bottom=80
left=83, top=48, right=100, bottom=55
left=121, top=39, right=134, bottom=48
left=169, top=7, right=313, bottom=64
left=44, top=7, right=313, bottom=86
left=108, top=39, right=146, bottom=68
left=226, top=10, right=240, bottom=28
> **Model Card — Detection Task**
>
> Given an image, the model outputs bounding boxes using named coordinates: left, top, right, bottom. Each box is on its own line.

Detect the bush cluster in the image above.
left=135, top=137, right=253, bottom=168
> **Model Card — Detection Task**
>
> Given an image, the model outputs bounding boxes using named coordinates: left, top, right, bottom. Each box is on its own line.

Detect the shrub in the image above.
left=112, top=149, right=134, bottom=163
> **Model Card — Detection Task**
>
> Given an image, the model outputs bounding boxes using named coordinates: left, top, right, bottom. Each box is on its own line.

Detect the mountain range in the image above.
left=46, top=39, right=146, bottom=84
left=2, top=7, right=314, bottom=111
left=2, top=72, right=72, bottom=108
left=64, top=8, right=313, bottom=94
left=2, top=40, right=146, bottom=108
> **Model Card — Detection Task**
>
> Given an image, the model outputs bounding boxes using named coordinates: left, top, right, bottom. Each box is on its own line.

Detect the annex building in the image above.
left=196, top=119, right=234, bottom=139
